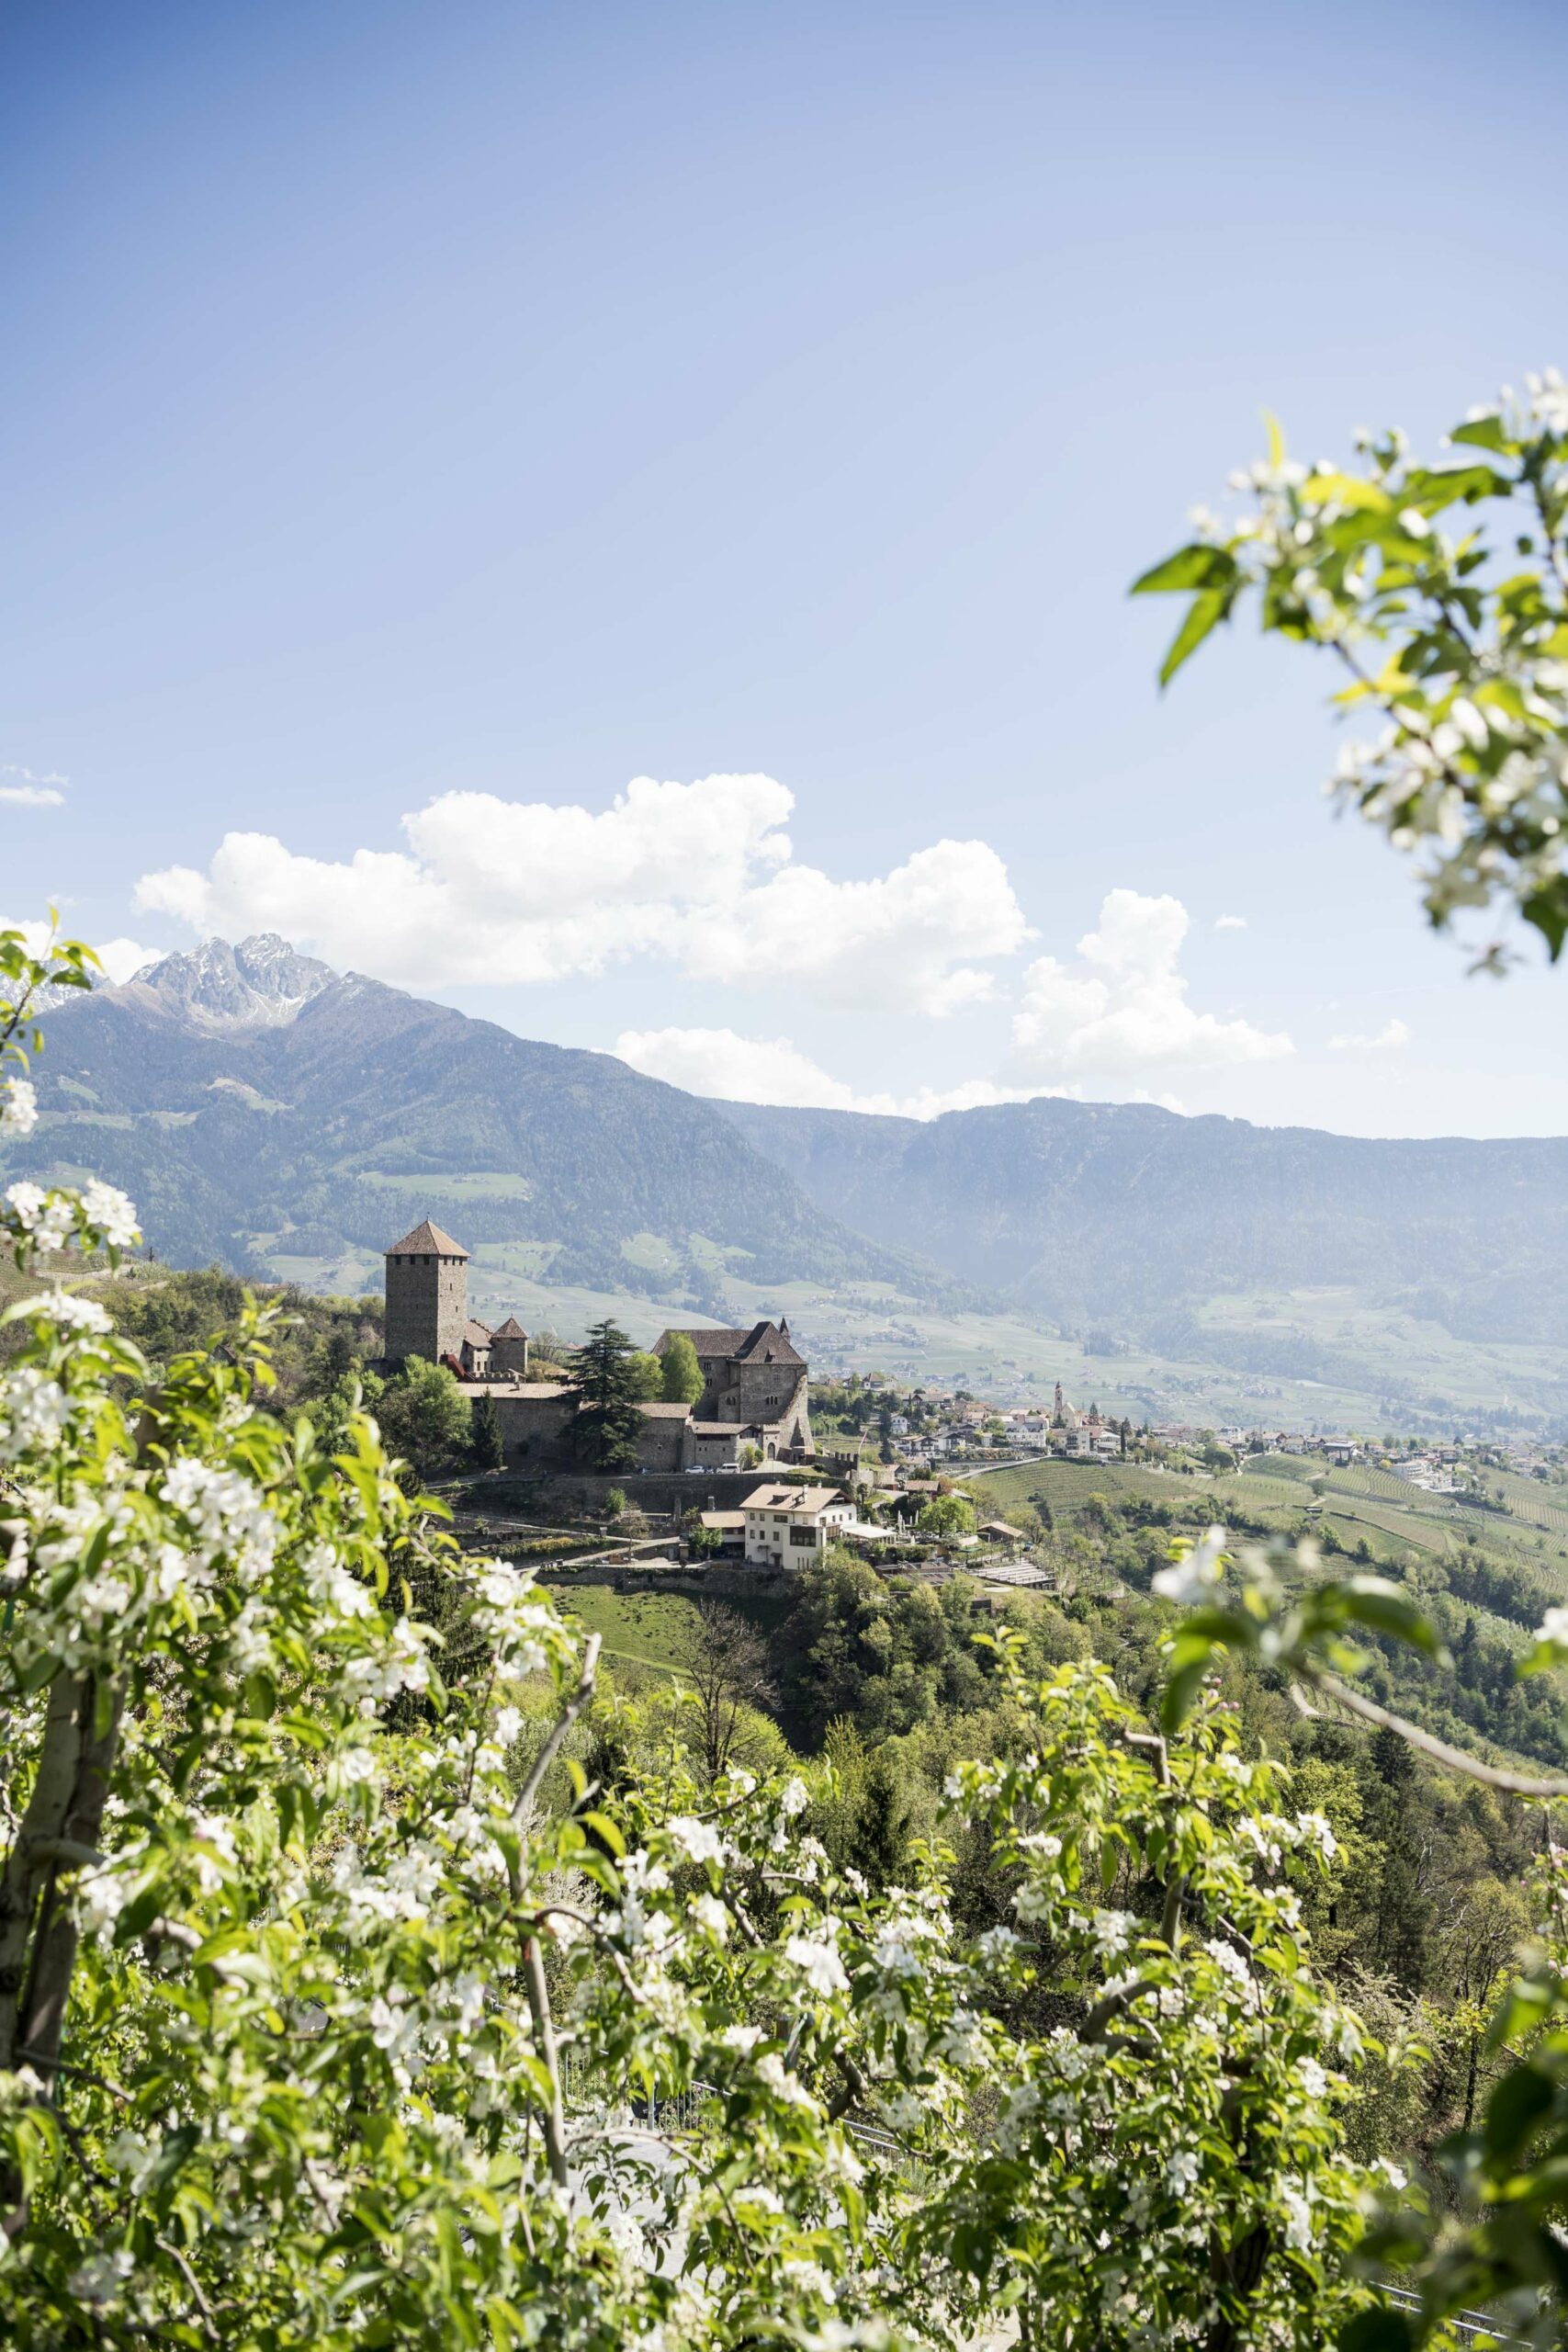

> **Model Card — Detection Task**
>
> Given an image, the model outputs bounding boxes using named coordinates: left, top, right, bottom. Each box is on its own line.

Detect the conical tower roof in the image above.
left=383, top=1218, right=468, bottom=1259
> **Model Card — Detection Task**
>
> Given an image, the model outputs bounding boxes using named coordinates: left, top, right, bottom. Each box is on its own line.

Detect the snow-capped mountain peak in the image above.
left=122, top=934, right=336, bottom=1032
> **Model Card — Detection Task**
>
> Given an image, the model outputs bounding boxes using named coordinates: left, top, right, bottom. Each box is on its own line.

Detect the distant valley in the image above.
left=6, top=935, right=1567, bottom=1434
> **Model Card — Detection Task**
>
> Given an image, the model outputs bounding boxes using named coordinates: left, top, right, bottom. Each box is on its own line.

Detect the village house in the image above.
left=742, top=1482, right=854, bottom=1566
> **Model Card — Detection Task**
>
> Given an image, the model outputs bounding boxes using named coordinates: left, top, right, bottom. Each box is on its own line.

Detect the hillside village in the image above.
left=379, top=1215, right=1568, bottom=1584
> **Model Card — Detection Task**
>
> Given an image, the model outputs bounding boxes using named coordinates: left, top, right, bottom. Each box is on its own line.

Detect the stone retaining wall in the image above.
left=460, top=1468, right=786, bottom=1521
left=540, top=1566, right=796, bottom=1601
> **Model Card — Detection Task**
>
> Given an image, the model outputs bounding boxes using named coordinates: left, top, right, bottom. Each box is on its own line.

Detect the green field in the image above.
left=1195, top=1283, right=1568, bottom=1424
left=962, top=1457, right=1219, bottom=1521
left=543, top=1583, right=791, bottom=1685
left=961, top=1450, right=1568, bottom=1590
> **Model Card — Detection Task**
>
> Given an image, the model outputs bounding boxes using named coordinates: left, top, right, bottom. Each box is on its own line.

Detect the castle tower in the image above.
left=490, top=1316, right=531, bottom=1378
left=383, top=1218, right=469, bottom=1369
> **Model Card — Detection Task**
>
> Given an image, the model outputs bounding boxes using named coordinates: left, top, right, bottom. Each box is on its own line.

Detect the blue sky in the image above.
left=4, top=0, right=1565, bottom=1136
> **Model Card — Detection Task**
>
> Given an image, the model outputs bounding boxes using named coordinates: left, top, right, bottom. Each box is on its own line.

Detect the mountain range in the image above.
left=6, top=938, right=926, bottom=1308
left=715, top=1098, right=1568, bottom=1351
left=6, top=936, right=1567, bottom=1411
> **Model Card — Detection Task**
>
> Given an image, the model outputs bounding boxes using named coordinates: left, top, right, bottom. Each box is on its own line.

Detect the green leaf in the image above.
left=1301, top=471, right=1392, bottom=514
left=243, top=1671, right=277, bottom=1720
left=1161, top=1651, right=1212, bottom=1734
left=1522, top=881, right=1568, bottom=963
left=1485, top=2063, right=1554, bottom=2162
left=580, top=1810, right=626, bottom=1858
left=1158, top=587, right=1235, bottom=687
left=1332, top=1577, right=1444, bottom=1658
left=148, top=2122, right=201, bottom=2197
left=1450, top=413, right=1510, bottom=453
left=1130, top=544, right=1240, bottom=595
left=1337, top=2310, right=1413, bottom=2352
left=1400, top=461, right=1509, bottom=510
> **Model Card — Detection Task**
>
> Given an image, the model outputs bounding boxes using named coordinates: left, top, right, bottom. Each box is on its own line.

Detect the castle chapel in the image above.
left=381, top=1218, right=812, bottom=1473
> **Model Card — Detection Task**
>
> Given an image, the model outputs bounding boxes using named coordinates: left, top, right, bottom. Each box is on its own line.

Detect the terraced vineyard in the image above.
left=962, top=1458, right=1217, bottom=1523
left=964, top=1451, right=1568, bottom=1592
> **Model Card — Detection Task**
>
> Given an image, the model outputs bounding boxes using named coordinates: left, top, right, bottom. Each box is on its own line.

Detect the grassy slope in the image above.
left=543, top=1585, right=792, bottom=1686
left=964, top=1450, right=1568, bottom=1589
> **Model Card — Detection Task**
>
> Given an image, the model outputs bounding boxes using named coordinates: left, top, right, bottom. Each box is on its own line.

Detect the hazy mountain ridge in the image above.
left=7, top=939, right=1566, bottom=1414
left=4, top=943, right=939, bottom=1308
left=714, top=1095, right=1568, bottom=1351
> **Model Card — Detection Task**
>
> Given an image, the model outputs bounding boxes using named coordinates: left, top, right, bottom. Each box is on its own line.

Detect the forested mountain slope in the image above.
left=2, top=937, right=928, bottom=1306
left=716, top=1094, right=1568, bottom=1350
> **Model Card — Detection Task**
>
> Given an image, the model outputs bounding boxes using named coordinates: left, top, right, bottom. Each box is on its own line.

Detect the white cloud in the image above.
left=135, top=775, right=1031, bottom=1016
left=0, top=920, right=157, bottom=987
left=1327, top=1017, right=1410, bottom=1052
left=2, top=908, right=157, bottom=983
left=96, top=937, right=163, bottom=985
left=0, top=764, right=68, bottom=809
left=1010, top=888, right=1292, bottom=1077
left=614, top=1024, right=1043, bottom=1121
left=1213, top=913, right=1247, bottom=931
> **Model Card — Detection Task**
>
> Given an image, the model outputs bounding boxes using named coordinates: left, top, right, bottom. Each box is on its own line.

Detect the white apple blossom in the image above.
left=784, top=1930, right=849, bottom=1997
left=1153, top=1524, right=1227, bottom=1604
left=1091, top=1909, right=1139, bottom=1961
left=0, top=1074, right=38, bottom=1136
left=17, top=1288, right=112, bottom=1333
left=0, top=1365, right=73, bottom=1460
left=80, top=1177, right=140, bottom=1248
left=665, top=1815, right=726, bottom=1865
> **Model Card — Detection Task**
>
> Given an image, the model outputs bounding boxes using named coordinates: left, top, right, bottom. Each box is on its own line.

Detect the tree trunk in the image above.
left=0, top=1669, right=124, bottom=2237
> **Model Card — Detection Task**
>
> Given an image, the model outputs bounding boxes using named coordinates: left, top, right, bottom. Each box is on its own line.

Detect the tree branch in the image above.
left=22, top=1838, right=103, bottom=1871
left=155, top=2235, right=217, bottom=2339
left=826, top=2051, right=867, bottom=2123
left=1081, top=1977, right=1158, bottom=2045
left=521, top=1933, right=570, bottom=2190
left=1295, top=1669, right=1568, bottom=1798
left=511, top=1634, right=602, bottom=1839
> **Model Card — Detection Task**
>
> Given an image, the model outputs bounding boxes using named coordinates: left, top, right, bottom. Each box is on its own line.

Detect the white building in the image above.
left=743, top=1483, right=854, bottom=1566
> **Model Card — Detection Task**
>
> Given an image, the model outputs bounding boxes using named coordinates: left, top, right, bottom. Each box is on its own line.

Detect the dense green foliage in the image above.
left=471, top=1386, right=505, bottom=1471
left=367, top=1352, right=474, bottom=1479
left=570, top=1320, right=645, bottom=1471
left=659, top=1329, right=703, bottom=1404
left=1135, top=378, right=1568, bottom=958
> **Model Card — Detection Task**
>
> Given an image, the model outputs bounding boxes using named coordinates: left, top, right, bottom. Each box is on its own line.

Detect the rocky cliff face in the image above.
left=117, top=935, right=336, bottom=1032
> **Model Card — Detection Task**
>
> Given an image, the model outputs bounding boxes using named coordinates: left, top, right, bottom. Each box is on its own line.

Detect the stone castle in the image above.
left=381, top=1216, right=813, bottom=1473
